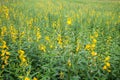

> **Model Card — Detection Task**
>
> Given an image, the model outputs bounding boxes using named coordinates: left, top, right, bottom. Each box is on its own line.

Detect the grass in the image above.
left=0, top=0, right=120, bottom=80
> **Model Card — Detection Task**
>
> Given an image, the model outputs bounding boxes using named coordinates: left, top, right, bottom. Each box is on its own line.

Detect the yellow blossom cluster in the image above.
left=18, top=50, right=28, bottom=66
left=85, top=31, right=98, bottom=56
left=57, top=34, right=63, bottom=47
left=59, top=71, right=64, bottom=79
left=1, top=26, right=7, bottom=37
left=67, top=18, right=72, bottom=25
left=103, top=56, right=111, bottom=72
left=45, top=36, right=50, bottom=42
left=36, top=27, right=41, bottom=42
left=10, top=25, right=18, bottom=43
left=24, top=77, right=38, bottom=80
left=0, top=39, right=10, bottom=69
left=39, top=44, right=46, bottom=52
left=2, top=6, right=9, bottom=19
left=67, top=59, right=72, bottom=67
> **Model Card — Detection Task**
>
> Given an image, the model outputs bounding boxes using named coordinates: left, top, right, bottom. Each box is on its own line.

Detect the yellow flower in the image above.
left=1, top=65, right=5, bottom=69
left=91, top=44, right=96, bottom=49
left=57, top=34, right=62, bottom=45
left=1, top=41, right=8, bottom=49
left=91, top=51, right=97, bottom=56
left=18, top=50, right=25, bottom=55
left=50, top=44, right=53, bottom=49
left=105, top=56, right=110, bottom=61
left=85, top=44, right=91, bottom=50
left=45, top=36, right=50, bottom=42
left=67, top=18, right=72, bottom=25
left=33, top=77, right=38, bottom=80
left=106, top=62, right=110, bottom=67
left=21, top=57, right=27, bottom=62
left=36, top=32, right=41, bottom=41
left=1, top=50, right=6, bottom=56
left=2, top=44, right=8, bottom=49
left=4, top=59, right=8, bottom=65
left=67, top=59, right=71, bottom=67
left=90, top=36, right=94, bottom=39
left=59, top=71, right=64, bottom=79
left=92, top=39, right=97, bottom=44
left=103, top=65, right=107, bottom=70
left=18, top=50, right=28, bottom=66
left=3, top=41, right=6, bottom=45
left=25, top=77, right=30, bottom=80
left=39, top=44, right=46, bottom=52
left=1, top=26, right=7, bottom=37
left=6, top=52, right=10, bottom=55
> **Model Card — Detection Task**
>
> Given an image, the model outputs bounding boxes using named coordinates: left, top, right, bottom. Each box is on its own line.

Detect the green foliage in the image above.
left=0, top=0, right=120, bottom=80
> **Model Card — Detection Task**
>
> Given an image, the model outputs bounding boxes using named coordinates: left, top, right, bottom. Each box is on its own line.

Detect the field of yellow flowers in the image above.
left=0, top=0, right=120, bottom=80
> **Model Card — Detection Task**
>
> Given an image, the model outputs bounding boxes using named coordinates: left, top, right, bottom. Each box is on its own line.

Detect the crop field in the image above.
left=0, top=0, right=120, bottom=80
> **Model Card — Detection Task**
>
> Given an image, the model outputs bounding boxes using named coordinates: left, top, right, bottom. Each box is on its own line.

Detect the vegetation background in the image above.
left=0, top=0, right=120, bottom=80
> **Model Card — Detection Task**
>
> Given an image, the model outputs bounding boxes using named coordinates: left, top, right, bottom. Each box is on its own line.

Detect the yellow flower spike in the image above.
left=18, top=50, right=28, bottom=66
left=33, top=77, right=38, bottom=80
left=25, top=77, right=30, bottom=80
left=21, top=58, right=27, bottom=62
left=4, top=59, right=8, bottom=65
left=91, top=51, right=97, bottom=56
left=85, top=44, right=91, bottom=50
left=36, top=32, right=41, bottom=41
left=45, top=36, right=50, bottom=42
left=1, top=50, right=6, bottom=56
left=67, top=18, right=72, bottom=25
left=50, top=44, right=53, bottom=49
left=1, top=65, right=5, bottom=69
left=2, top=44, right=8, bottom=49
left=91, top=44, right=96, bottom=50
left=67, top=59, right=72, bottom=67
left=92, top=39, right=97, bottom=44
left=6, top=52, right=10, bottom=55
left=18, top=50, right=25, bottom=55
left=39, top=44, right=46, bottom=52
left=105, top=56, right=110, bottom=61
left=103, top=65, right=107, bottom=70
left=1, top=26, right=7, bottom=37
left=106, top=62, right=110, bottom=67
left=57, top=34, right=62, bottom=45
left=19, top=55, right=25, bottom=59
left=90, top=36, right=94, bottom=39
left=59, top=71, right=64, bottom=79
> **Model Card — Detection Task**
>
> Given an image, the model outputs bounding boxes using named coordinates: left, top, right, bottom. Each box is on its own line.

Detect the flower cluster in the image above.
left=85, top=31, right=98, bottom=56
left=57, top=34, right=63, bottom=47
left=103, top=56, right=111, bottom=72
left=67, top=18, right=72, bottom=25
left=10, top=25, right=18, bottom=43
left=39, top=44, right=46, bottom=52
left=2, top=6, right=9, bottom=19
left=0, top=39, right=10, bottom=69
left=18, top=50, right=28, bottom=66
